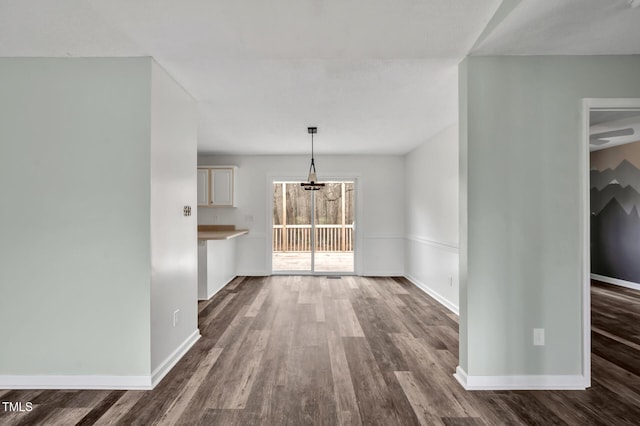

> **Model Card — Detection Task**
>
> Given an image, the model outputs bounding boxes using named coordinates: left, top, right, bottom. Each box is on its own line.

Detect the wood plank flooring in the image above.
left=2, top=277, right=640, bottom=425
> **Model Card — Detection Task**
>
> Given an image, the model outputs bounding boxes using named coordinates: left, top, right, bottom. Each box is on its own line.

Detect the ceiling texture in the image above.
left=1, top=0, right=639, bottom=155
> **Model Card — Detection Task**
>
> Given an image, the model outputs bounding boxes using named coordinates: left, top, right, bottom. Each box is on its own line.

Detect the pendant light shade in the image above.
left=301, top=127, right=325, bottom=191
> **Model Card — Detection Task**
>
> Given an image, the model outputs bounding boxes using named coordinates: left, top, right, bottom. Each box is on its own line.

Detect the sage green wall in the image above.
left=0, top=58, right=152, bottom=376
left=459, top=55, right=640, bottom=376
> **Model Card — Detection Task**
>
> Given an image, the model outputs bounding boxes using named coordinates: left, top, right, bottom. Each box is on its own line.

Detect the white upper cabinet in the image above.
left=197, top=166, right=237, bottom=207
left=197, top=168, right=210, bottom=206
left=211, top=167, right=235, bottom=206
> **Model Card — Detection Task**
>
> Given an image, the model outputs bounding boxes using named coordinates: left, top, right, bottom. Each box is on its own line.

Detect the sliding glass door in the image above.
left=313, top=182, right=354, bottom=273
left=272, top=182, right=312, bottom=271
left=272, top=180, right=355, bottom=274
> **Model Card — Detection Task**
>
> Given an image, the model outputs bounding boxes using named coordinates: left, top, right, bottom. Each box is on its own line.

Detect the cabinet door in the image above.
left=211, top=168, right=234, bottom=206
left=197, top=169, right=210, bottom=206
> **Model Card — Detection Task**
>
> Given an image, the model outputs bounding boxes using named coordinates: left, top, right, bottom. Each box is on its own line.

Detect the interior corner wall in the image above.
left=197, top=155, right=405, bottom=276
left=149, top=61, right=199, bottom=375
left=404, top=124, right=460, bottom=314
left=0, top=58, right=152, bottom=380
left=460, top=55, right=640, bottom=378
left=458, top=58, right=469, bottom=373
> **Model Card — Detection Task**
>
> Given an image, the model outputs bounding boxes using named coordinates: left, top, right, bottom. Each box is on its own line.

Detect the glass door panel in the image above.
left=314, top=181, right=355, bottom=273
left=272, top=182, right=312, bottom=272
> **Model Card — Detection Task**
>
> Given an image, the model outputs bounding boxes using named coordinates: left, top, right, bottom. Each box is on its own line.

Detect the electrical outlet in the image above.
left=245, top=214, right=254, bottom=222
left=173, top=309, right=180, bottom=327
left=533, top=328, right=545, bottom=346
left=448, top=275, right=453, bottom=286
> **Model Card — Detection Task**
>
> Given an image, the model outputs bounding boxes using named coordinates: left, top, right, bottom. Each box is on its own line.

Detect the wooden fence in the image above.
left=273, top=224, right=354, bottom=252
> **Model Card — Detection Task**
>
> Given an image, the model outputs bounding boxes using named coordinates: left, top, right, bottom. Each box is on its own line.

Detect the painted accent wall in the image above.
left=591, top=140, right=640, bottom=285
left=0, top=58, right=152, bottom=378
left=459, top=55, right=640, bottom=381
left=197, top=155, right=405, bottom=276
left=0, top=58, right=198, bottom=388
left=404, top=124, right=460, bottom=313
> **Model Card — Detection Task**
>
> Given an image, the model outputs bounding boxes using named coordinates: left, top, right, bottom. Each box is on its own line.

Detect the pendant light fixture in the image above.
left=301, top=126, right=325, bottom=191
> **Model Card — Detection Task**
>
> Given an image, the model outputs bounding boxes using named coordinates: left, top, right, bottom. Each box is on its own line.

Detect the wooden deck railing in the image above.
left=273, top=224, right=354, bottom=252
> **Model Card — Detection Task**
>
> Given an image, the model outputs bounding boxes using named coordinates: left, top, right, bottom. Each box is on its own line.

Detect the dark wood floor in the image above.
left=2, top=277, right=640, bottom=425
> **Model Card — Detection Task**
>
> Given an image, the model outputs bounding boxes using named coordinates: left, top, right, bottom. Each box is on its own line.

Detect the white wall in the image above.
left=404, top=124, right=459, bottom=313
left=149, top=61, right=199, bottom=375
left=459, top=55, right=640, bottom=384
left=198, top=155, right=405, bottom=276
left=0, top=58, right=152, bottom=378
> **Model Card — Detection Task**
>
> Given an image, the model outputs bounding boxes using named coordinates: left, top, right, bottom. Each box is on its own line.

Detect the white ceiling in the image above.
left=1, top=0, right=639, bottom=155
left=473, top=0, right=640, bottom=55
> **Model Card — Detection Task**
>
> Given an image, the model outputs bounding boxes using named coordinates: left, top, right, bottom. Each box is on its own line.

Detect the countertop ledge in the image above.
left=198, top=225, right=248, bottom=240
left=198, top=230, right=248, bottom=240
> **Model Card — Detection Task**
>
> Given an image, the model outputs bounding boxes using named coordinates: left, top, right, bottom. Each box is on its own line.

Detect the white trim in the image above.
left=151, top=329, right=201, bottom=388
left=405, top=274, right=459, bottom=315
left=581, top=99, right=592, bottom=388
left=454, top=366, right=587, bottom=391
left=453, top=365, right=468, bottom=389
left=587, top=98, right=640, bottom=109
left=581, top=98, right=640, bottom=391
left=0, top=331, right=201, bottom=390
left=0, top=375, right=153, bottom=390
left=591, top=273, right=640, bottom=291
left=405, top=235, right=459, bottom=253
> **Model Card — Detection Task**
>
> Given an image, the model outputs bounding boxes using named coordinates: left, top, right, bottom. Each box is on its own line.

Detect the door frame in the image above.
left=580, top=98, right=640, bottom=389
left=266, top=173, right=363, bottom=275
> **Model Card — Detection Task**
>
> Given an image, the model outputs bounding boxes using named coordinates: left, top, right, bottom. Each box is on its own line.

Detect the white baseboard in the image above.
left=151, top=329, right=201, bottom=388
left=404, top=274, right=459, bottom=315
left=0, top=374, right=153, bottom=390
left=0, top=331, right=201, bottom=390
left=453, top=365, right=469, bottom=389
left=0, top=330, right=200, bottom=390
left=591, top=273, right=640, bottom=291
left=454, top=366, right=587, bottom=390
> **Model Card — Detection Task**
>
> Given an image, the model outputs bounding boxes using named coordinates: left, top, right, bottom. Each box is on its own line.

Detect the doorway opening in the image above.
left=271, top=180, right=355, bottom=274
left=582, top=98, right=640, bottom=388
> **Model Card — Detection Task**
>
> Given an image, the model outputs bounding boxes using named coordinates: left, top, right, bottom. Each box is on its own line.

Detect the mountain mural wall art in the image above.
left=591, top=141, right=640, bottom=284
